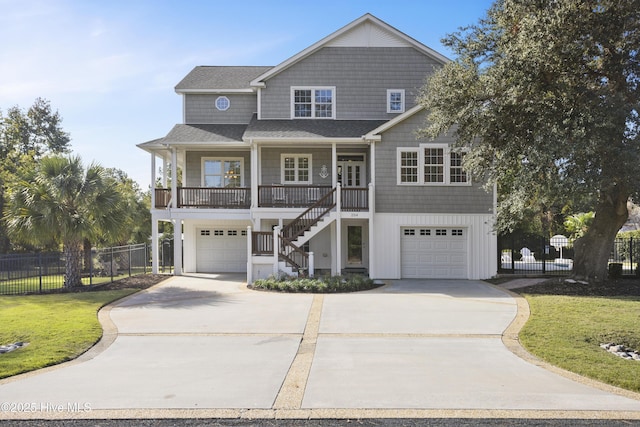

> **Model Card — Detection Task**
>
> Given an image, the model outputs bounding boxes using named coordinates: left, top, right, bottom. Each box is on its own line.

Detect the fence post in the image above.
left=128, top=245, right=132, bottom=277
left=38, top=253, right=43, bottom=293
left=630, top=237, right=634, bottom=276
left=144, top=244, right=148, bottom=274
left=542, top=236, right=546, bottom=274
left=90, top=248, right=93, bottom=286
left=110, top=246, right=114, bottom=283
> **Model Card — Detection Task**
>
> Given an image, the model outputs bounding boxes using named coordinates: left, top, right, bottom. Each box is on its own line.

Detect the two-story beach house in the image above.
left=138, top=13, right=497, bottom=282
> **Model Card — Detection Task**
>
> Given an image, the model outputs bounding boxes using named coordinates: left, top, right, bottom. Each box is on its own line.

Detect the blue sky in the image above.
left=0, top=0, right=493, bottom=189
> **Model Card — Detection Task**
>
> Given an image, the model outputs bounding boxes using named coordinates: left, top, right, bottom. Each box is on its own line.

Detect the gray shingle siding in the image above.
left=375, top=112, right=493, bottom=214
left=185, top=94, right=257, bottom=124
left=185, top=151, right=251, bottom=187
left=260, top=47, right=439, bottom=120
left=260, top=147, right=333, bottom=186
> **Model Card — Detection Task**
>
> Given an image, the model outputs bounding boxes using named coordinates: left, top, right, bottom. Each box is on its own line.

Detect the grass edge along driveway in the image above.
left=519, top=292, right=640, bottom=393
left=0, top=289, right=136, bottom=379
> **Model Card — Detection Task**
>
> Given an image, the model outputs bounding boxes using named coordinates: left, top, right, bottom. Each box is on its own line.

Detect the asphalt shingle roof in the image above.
left=244, top=115, right=387, bottom=139
left=163, top=124, right=247, bottom=143
left=175, top=66, right=273, bottom=91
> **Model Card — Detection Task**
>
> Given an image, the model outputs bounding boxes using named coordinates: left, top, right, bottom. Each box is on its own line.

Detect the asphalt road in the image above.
left=3, top=419, right=640, bottom=427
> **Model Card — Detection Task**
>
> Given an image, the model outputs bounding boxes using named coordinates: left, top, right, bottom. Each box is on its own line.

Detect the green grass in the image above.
left=0, top=290, right=136, bottom=379
left=520, top=294, right=640, bottom=392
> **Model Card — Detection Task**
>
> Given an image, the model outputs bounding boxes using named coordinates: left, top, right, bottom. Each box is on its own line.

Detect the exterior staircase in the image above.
left=278, top=187, right=337, bottom=275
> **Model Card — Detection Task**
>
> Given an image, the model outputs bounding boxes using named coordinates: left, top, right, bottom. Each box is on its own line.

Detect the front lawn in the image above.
left=517, top=279, right=640, bottom=392
left=0, top=274, right=167, bottom=379
left=0, top=290, right=136, bottom=379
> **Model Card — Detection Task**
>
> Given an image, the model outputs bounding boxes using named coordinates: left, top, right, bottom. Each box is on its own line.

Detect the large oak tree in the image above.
left=419, top=0, right=640, bottom=283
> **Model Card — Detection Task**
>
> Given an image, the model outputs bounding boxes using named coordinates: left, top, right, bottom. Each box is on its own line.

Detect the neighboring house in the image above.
left=138, top=13, right=497, bottom=281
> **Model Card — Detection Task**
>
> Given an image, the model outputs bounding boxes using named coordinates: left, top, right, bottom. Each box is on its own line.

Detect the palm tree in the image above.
left=3, top=155, right=126, bottom=287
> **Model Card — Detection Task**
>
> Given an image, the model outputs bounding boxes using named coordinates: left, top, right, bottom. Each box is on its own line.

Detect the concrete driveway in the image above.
left=2, top=274, right=640, bottom=420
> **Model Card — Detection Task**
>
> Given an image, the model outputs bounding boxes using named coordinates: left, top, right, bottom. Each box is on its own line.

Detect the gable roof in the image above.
left=176, top=66, right=272, bottom=93
left=244, top=114, right=387, bottom=141
left=363, top=105, right=425, bottom=141
left=250, top=13, right=449, bottom=88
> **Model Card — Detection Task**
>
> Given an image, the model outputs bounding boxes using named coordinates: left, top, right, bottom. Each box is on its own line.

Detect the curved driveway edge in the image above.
left=1, top=275, right=640, bottom=420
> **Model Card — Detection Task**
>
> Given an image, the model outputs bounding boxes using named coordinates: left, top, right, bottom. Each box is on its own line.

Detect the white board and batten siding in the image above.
left=372, top=213, right=497, bottom=280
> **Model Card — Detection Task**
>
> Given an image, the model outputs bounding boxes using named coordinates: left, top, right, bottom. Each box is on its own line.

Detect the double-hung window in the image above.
left=281, top=154, right=312, bottom=184
left=291, top=87, right=335, bottom=119
left=387, top=89, right=405, bottom=113
left=397, top=144, right=469, bottom=185
left=202, top=158, right=243, bottom=187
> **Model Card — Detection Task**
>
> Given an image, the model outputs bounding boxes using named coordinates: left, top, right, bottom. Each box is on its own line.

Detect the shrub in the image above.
left=250, top=273, right=379, bottom=293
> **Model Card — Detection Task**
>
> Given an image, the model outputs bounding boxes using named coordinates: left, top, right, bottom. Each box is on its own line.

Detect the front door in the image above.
left=337, top=155, right=366, bottom=188
left=347, top=225, right=363, bottom=267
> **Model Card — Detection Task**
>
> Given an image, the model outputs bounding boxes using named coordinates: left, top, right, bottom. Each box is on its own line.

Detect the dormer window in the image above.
left=291, top=87, right=335, bottom=119
left=387, top=89, right=405, bottom=113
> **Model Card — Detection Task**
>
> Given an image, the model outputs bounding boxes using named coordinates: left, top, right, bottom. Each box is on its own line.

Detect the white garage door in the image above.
left=401, top=227, right=467, bottom=279
left=196, top=228, right=247, bottom=273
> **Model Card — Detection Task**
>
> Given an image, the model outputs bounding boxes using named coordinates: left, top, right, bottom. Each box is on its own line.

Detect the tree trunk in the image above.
left=572, top=185, right=629, bottom=283
left=64, top=240, right=83, bottom=287
left=83, top=238, right=92, bottom=272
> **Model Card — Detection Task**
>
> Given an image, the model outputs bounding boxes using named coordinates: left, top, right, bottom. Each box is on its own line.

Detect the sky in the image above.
left=0, top=0, right=494, bottom=190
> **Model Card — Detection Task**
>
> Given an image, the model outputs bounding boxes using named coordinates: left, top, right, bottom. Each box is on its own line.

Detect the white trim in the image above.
left=387, top=89, right=405, bottom=114
left=175, top=88, right=255, bottom=94
left=201, top=157, right=245, bottom=187
left=290, top=86, right=336, bottom=119
left=250, top=13, right=449, bottom=87
left=215, top=96, right=230, bottom=111
left=280, top=153, right=313, bottom=184
left=257, top=88, right=262, bottom=120
left=364, top=104, right=424, bottom=140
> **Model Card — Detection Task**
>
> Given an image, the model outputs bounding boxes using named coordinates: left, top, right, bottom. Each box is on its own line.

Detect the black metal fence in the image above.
left=0, top=243, right=152, bottom=295
left=498, top=233, right=639, bottom=276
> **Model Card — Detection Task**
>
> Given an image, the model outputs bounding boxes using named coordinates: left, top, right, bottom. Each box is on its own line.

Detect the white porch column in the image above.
left=308, top=252, right=314, bottom=278
left=171, top=148, right=178, bottom=208
left=368, top=182, right=375, bottom=278
left=246, top=226, right=253, bottom=284
left=150, top=154, right=156, bottom=208
left=173, top=219, right=182, bottom=275
left=151, top=216, right=159, bottom=274
left=335, top=182, right=342, bottom=275
left=331, top=143, right=337, bottom=187
left=162, top=157, right=168, bottom=187
left=273, top=226, right=280, bottom=275
left=251, top=141, right=258, bottom=208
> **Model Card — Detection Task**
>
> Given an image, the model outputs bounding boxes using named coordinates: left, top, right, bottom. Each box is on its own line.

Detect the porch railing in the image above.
left=341, top=187, right=368, bottom=211
left=155, top=185, right=369, bottom=211
left=281, top=188, right=337, bottom=241
left=252, top=231, right=273, bottom=255
left=258, top=185, right=333, bottom=208
left=154, top=188, right=171, bottom=208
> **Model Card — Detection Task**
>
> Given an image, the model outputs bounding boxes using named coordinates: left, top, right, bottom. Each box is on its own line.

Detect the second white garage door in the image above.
left=401, top=227, right=467, bottom=279
left=196, top=228, right=247, bottom=273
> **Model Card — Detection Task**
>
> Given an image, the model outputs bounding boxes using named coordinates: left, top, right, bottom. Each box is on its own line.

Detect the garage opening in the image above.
left=400, top=227, right=467, bottom=279
left=196, top=228, right=247, bottom=273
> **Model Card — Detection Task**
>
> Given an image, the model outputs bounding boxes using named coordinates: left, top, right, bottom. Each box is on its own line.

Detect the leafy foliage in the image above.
left=419, top=0, right=640, bottom=282
left=3, top=155, right=130, bottom=287
left=251, top=274, right=378, bottom=293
